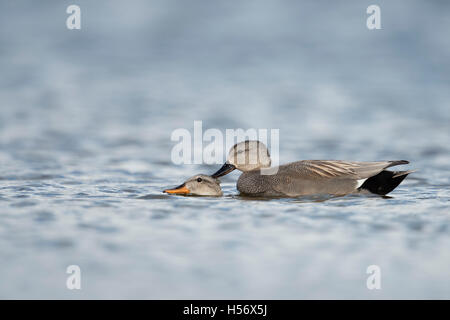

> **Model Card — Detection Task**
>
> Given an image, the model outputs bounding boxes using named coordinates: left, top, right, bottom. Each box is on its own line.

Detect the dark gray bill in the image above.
left=211, top=163, right=236, bottom=178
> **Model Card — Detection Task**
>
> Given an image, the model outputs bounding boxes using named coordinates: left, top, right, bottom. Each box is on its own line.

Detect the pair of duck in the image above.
left=164, top=140, right=413, bottom=197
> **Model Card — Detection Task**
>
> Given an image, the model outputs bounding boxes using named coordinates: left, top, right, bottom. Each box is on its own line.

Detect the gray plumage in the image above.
left=210, top=141, right=413, bottom=197
left=237, top=160, right=411, bottom=197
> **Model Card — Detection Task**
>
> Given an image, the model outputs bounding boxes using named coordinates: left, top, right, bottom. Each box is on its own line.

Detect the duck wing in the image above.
left=262, top=160, right=410, bottom=196
left=279, top=160, right=410, bottom=180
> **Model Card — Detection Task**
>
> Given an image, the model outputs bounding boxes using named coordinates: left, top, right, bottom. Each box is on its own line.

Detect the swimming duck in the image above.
left=211, top=140, right=413, bottom=197
left=163, top=174, right=222, bottom=196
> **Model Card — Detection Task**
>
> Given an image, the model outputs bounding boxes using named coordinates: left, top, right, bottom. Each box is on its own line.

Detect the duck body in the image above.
left=211, top=141, right=413, bottom=197
left=236, top=160, right=412, bottom=197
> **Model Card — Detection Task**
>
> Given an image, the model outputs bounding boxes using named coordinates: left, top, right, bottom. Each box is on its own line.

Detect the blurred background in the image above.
left=0, top=0, right=449, bottom=299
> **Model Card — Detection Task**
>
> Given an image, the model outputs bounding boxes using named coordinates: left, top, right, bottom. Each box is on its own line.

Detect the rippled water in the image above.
left=0, top=1, right=449, bottom=298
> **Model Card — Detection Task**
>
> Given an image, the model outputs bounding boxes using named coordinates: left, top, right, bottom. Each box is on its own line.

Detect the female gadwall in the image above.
left=163, top=174, right=222, bottom=196
left=211, top=141, right=413, bottom=197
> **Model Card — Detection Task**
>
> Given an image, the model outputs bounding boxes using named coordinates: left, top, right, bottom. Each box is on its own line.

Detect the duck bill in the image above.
left=163, top=183, right=190, bottom=194
left=211, top=163, right=236, bottom=178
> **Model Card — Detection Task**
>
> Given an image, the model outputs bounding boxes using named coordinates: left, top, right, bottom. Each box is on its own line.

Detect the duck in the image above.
left=211, top=140, right=413, bottom=197
left=163, top=174, right=222, bottom=196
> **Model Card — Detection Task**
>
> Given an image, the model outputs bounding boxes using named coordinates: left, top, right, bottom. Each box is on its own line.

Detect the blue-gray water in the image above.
left=0, top=0, right=449, bottom=299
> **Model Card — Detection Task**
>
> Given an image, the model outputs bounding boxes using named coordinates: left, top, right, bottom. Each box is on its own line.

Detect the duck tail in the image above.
left=359, top=170, right=414, bottom=195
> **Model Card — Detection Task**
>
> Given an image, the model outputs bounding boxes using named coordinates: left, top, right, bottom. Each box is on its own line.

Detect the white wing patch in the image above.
left=356, top=179, right=367, bottom=188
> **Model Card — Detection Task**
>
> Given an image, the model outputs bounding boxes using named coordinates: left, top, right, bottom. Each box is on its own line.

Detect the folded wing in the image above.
left=283, top=160, right=409, bottom=180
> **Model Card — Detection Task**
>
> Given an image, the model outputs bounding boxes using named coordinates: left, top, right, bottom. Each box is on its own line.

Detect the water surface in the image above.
left=0, top=0, right=449, bottom=298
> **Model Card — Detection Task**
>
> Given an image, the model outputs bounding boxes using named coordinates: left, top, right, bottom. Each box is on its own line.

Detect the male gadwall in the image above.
left=212, top=141, right=413, bottom=197
left=163, top=174, right=222, bottom=196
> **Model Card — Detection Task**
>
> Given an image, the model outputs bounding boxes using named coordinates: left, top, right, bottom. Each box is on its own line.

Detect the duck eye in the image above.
left=197, top=178, right=203, bottom=183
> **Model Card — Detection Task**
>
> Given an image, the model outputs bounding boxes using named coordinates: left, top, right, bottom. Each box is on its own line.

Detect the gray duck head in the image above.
left=212, top=140, right=271, bottom=177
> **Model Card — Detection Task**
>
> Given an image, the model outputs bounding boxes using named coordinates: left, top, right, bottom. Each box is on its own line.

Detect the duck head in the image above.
left=163, top=174, right=223, bottom=196
left=212, top=140, right=271, bottom=177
